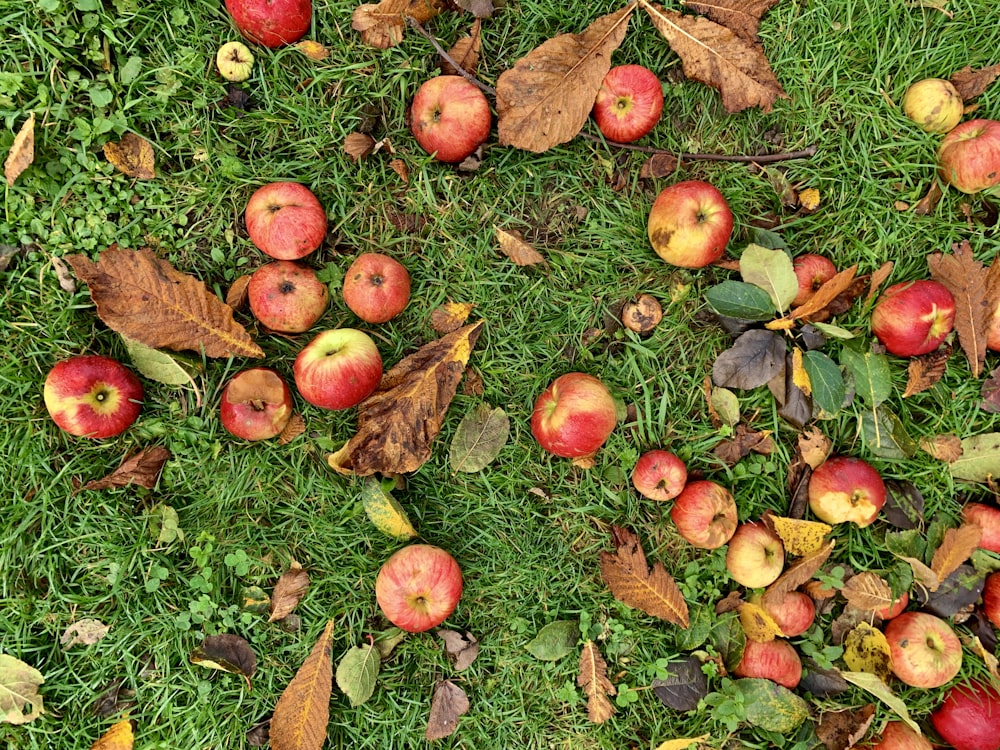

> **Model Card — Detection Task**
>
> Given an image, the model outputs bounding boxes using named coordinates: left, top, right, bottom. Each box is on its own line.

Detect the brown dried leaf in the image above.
left=840, top=572, right=894, bottom=612
left=328, top=321, right=484, bottom=476
left=50, top=256, right=77, bottom=294
left=788, top=265, right=858, bottom=322
left=295, top=40, right=330, bottom=60
left=971, top=635, right=1000, bottom=679
left=900, top=555, right=940, bottom=592
left=762, top=539, right=835, bottom=610
left=865, top=263, right=895, bottom=307
left=90, top=720, right=134, bottom=750
left=914, top=181, right=943, bottom=216
left=715, top=590, right=744, bottom=614
left=436, top=630, right=479, bottom=671
left=278, top=413, right=306, bottom=445
left=599, top=526, right=689, bottom=627
left=931, top=523, right=983, bottom=584
left=226, top=274, right=251, bottom=310
left=798, top=427, right=832, bottom=469
left=950, top=64, right=1000, bottom=101
left=66, top=246, right=263, bottom=358
left=451, top=0, right=492, bottom=16
left=496, top=228, right=546, bottom=266
left=441, top=19, right=482, bottom=76
left=681, top=0, right=780, bottom=42
left=578, top=641, right=616, bottom=724
left=270, top=620, right=335, bottom=750
left=425, top=680, right=469, bottom=741
left=903, top=345, right=951, bottom=397
left=430, top=302, right=475, bottom=334
left=269, top=562, right=309, bottom=623
left=641, top=2, right=787, bottom=113
left=639, top=152, right=680, bottom=178
left=103, top=133, right=155, bottom=180
left=61, top=618, right=110, bottom=649
left=815, top=704, right=876, bottom=750
left=5, top=112, right=35, bottom=186
left=920, top=434, right=963, bottom=463
left=344, top=132, right=377, bottom=163
left=82, top=447, right=170, bottom=491
left=713, top=424, right=773, bottom=466
left=351, top=0, right=445, bottom=49
left=389, top=158, right=408, bottom=183
left=495, top=5, right=634, bottom=152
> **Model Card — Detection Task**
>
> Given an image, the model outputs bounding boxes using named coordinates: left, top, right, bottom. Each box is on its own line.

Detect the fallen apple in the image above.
left=876, top=591, right=909, bottom=621
left=938, top=118, right=1000, bottom=194
left=791, top=253, right=837, bottom=307
left=732, top=638, right=801, bottom=689
left=902, top=77, right=964, bottom=134
left=754, top=590, right=816, bottom=637
left=961, top=502, right=1000, bottom=553
left=808, top=455, right=886, bottom=527
left=375, top=543, right=463, bottom=633
left=591, top=64, right=664, bottom=143
left=982, top=571, right=1000, bottom=630
left=864, top=720, right=933, bottom=750
left=725, top=521, right=785, bottom=589
left=293, top=328, right=383, bottom=410
left=885, top=611, right=962, bottom=689
left=410, top=75, right=491, bottom=163
left=647, top=180, right=734, bottom=269
left=216, top=41, right=254, bottom=82
left=224, top=0, right=311, bottom=48
left=43, top=354, right=144, bottom=439
left=248, top=260, right=329, bottom=333
left=988, top=286, right=1000, bottom=351
left=245, top=181, right=327, bottom=261
left=670, top=480, right=738, bottom=549
left=871, top=280, right=956, bottom=357
left=219, top=367, right=293, bottom=441
left=530, top=373, right=617, bottom=459
left=342, top=252, right=411, bottom=324
left=631, top=449, right=687, bottom=501
left=931, top=680, right=1000, bottom=750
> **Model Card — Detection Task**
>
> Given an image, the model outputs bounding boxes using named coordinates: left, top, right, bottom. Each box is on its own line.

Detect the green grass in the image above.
left=3, top=0, right=1000, bottom=747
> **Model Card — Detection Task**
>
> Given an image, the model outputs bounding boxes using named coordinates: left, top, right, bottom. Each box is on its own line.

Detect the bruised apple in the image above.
left=375, top=544, right=463, bottom=633
left=864, top=720, right=933, bottom=750
left=808, top=455, right=886, bottom=527
left=937, top=118, right=1000, bottom=194
left=885, top=611, right=962, bottom=689
left=219, top=367, right=293, bottom=441
left=43, top=355, right=143, bottom=439
left=248, top=261, right=329, bottom=333
left=647, top=180, right=733, bottom=269
left=791, top=253, right=837, bottom=307
left=530, top=373, right=617, bottom=459
left=733, top=638, right=801, bottom=689
left=631, top=449, right=687, bottom=501
left=902, top=78, right=964, bottom=134
left=669, top=480, right=738, bottom=549
left=592, top=64, right=664, bottom=143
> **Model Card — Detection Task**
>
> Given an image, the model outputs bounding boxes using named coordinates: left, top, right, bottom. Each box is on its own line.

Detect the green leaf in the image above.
left=862, top=405, right=915, bottom=459
left=704, top=281, right=775, bottom=321
left=801, top=350, right=845, bottom=416
left=950, top=433, right=1000, bottom=482
left=748, top=227, right=786, bottom=250
left=840, top=671, right=920, bottom=734
left=336, top=644, right=380, bottom=707
left=119, top=55, right=143, bottom=85
left=121, top=335, right=198, bottom=386
left=449, top=403, right=510, bottom=473
left=149, top=503, right=183, bottom=544
left=841, top=347, right=892, bottom=407
left=734, top=678, right=808, bottom=733
left=0, top=654, right=44, bottom=725
left=672, top=603, right=714, bottom=651
left=709, top=388, right=740, bottom=427
left=361, top=477, right=417, bottom=540
left=740, top=244, right=798, bottom=312
left=809, top=321, right=856, bottom=340
left=524, top=620, right=580, bottom=661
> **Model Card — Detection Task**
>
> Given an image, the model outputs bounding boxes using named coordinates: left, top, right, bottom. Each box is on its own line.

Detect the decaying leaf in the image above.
left=913, top=182, right=943, bottom=216
left=361, top=477, right=417, bottom=540
left=815, top=704, right=876, bottom=750
left=90, top=719, right=135, bottom=750
left=91, top=678, right=135, bottom=718
left=496, top=228, right=546, bottom=266
left=641, top=0, right=787, bottom=113
left=640, top=152, right=680, bottom=178
left=931, top=523, right=983, bottom=584
left=970, top=635, right=1000, bottom=679
left=269, top=562, right=309, bottom=623
left=5, top=112, right=35, bottom=186
left=437, top=630, right=479, bottom=671
left=60, top=619, right=110, bottom=649
left=425, top=680, right=469, bottom=740
left=496, top=5, right=634, bottom=152
left=764, top=514, right=832, bottom=557
left=713, top=423, right=773, bottom=466
left=451, top=0, right=493, bottom=16
left=226, top=275, right=251, bottom=309
left=787, top=265, right=858, bottom=323
left=920, top=434, right=963, bottom=463
left=441, top=20, right=482, bottom=76
left=653, top=736, right=710, bottom=750
left=762, top=540, right=835, bottom=610
left=0, top=653, right=44, bottom=724
left=738, top=601, right=782, bottom=642
left=103, top=133, right=155, bottom=179
left=270, top=620, right=335, bottom=750
left=82, top=447, right=170, bottom=491
left=681, top=0, right=779, bottom=41
left=950, top=63, right=1000, bottom=101
left=600, top=526, right=689, bottom=627
left=951, top=432, right=1000, bottom=482
left=278, top=414, right=306, bottom=445
left=903, top=345, right=951, bottom=397
left=344, top=132, right=377, bottom=163
left=578, top=641, right=615, bottom=724
left=736, top=678, right=809, bottom=732
left=652, top=654, right=709, bottom=711
left=843, top=623, right=893, bottom=682
left=351, top=0, right=445, bottom=49
left=335, top=643, right=379, bottom=707
left=66, top=246, right=263, bottom=358
left=295, top=40, right=330, bottom=60
left=190, top=634, right=258, bottom=688
left=798, top=427, right=832, bottom=469
left=982, top=366, right=1000, bottom=412
left=430, top=302, right=475, bottom=334
left=840, top=572, right=894, bottom=612
left=449, top=403, right=510, bottom=473
left=713, top=329, right=786, bottom=390
left=328, top=321, right=484, bottom=476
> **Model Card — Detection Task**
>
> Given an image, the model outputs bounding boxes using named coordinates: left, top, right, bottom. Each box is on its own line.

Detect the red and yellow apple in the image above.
left=725, top=521, right=785, bottom=589
left=902, top=78, right=964, bottom=134
left=591, top=64, right=664, bottom=143
left=988, top=286, right=1000, bottom=351
left=754, top=590, right=816, bottom=637
left=647, top=180, right=734, bottom=268
left=808, top=455, right=886, bottom=527
left=733, top=638, right=801, bottom=689
left=982, top=571, right=1000, bottom=630
left=791, top=253, right=837, bottom=307
left=375, top=544, right=463, bottom=633
left=631, top=449, right=687, bottom=501
left=245, top=182, right=327, bottom=261
left=938, top=118, right=1000, bottom=194
left=530, top=373, right=617, bottom=459
left=871, top=280, right=956, bottom=357
left=864, top=720, right=933, bottom=750
left=670, top=480, right=738, bottom=549
left=342, top=253, right=411, bottom=324
left=885, top=611, right=962, bottom=689
left=248, top=260, right=329, bottom=333
left=410, top=76, right=491, bottom=163
left=931, top=680, right=1000, bottom=750
left=876, top=591, right=909, bottom=621
left=962, top=502, right=1000, bottom=553
left=224, top=0, right=311, bottom=48
left=293, top=328, right=382, bottom=410
left=219, top=367, right=293, bottom=441
left=43, top=355, right=144, bottom=439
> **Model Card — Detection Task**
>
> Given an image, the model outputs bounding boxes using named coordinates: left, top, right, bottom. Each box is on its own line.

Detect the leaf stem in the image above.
left=405, top=16, right=497, bottom=97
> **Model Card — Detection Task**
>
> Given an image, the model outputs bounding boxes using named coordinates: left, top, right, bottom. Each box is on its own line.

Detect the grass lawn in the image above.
left=3, top=0, right=1000, bottom=748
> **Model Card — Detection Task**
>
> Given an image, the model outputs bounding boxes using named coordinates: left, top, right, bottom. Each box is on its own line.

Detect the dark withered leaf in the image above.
left=971, top=610, right=1000, bottom=653
left=815, top=704, right=876, bottom=750
left=436, top=630, right=479, bottom=671
left=769, top=353, right=813, bottom=429
left=246, top=714, right=271, bottom=746
left=982, top=366, right=1000, bottom=413
left=221, top=84, right=252, bottom=110
left=651, top=655, right=707, bottom=711
left=799, top=659, right=849, bottom=697
left=190, top=634, right=257, bottom=687
left=425, top=680, right=469, bottom=740
left=713, top=329, right=786, bottom=390
left=91, top=678, right=135, bottom=718
left=913, top=564, right=984, bottom=618
left=883, top=480, right=925, bottom=530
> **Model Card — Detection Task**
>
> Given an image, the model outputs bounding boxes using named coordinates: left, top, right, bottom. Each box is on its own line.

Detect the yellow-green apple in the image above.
left=670, top=480, right=738, bottom=549
left=902, top=78, right=964, bottom=134
left=808, top=455, right=886, bottom=527
left=248, top=261, right=328, bottom=333
left=591, top=64, right=664, bottom=143
left=375, top=544, right=463, bottom=633
left=631, top=449, right=687, bottom=501
left=791, top=253, right=837, bottom=307
left=342, top=253, right=411, bottom=324
left=876, top=591, right=909, bottom=620
left=871, top=280, right=956, bottom=357
left=43, top=355, right=143, bottom=439
left=863, top=720, right=933, bottom=750
left=530, top=373, right=617, bottom=459
left=938, top=118, right=1000, bottom=194
left=224, top=0, right=311, bottom=48
left=733, top=638, right=801, bottom=689
left=885, top=611, right=962, bottom=688
left=931, top=680, right=1000, bottom=750
left=647, top=180, right=734, bottom=268
left=245, top=182, right=327, bottom=261
left=410, top=76, right=491, bottom=163
left=216, top=41, right=254, bottom=82
left=753, top=590, right=816, bottom=637
left=725, top=521, right=785, bottom=588
left=219, top=367, right=293, bottom=441
left=293, top=328, right=382, bottom=410
left=962, top=502, right=1000, bottom=553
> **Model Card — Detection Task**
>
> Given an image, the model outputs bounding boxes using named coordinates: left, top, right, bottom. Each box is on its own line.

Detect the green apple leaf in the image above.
left=809, top=321, right=856, bottom=340
left=950, top=433, right=1000, bottom=482
left=740, top=244, right=798, bottom=312
left=709, top=387, right=741, bottom=426
left=713, top=330, right=786, bottom=390
left=734, top=678, right=808, bottom=733
left=449, top=403, right=510, bottom=473
left=121, top=335, right=199, bottom=386
left=336, top=643, right=379, bottom=707
left=841, top=347, right=892, bottom=407
left=861, top=405, right=915, bottom=459
left=525, top=620, right=580, bottom=661
left=840, top=671, right=920, bottom=734
left=704, top=281, right=776, bottom=321
left=801, top=350, right=845, bottom=416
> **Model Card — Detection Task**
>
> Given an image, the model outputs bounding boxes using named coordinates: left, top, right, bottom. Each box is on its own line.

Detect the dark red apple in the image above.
left=591, top=64, right=664, bottom=143
left=938, top=118, right=1000, bottom=194
left=342, top=253, right=411, bottom=324
left=631, top=449, right=687, bottom=501
left=808, top=455, right=886, bottom=528
left=410, top=76, right=491, bottom=163
left=670, top=480, right=738, bottom=549
left=219, top=367, right=293, bottom=441
left=931, top=680, right=1000, bottom=750
left=871, top=280, right=956, bottom=357
left=885, top=611, right=962, bottom=689
left=733, top=638, right=802, bottom=689
left=43, top=355, right=143, bottom=439
left=225, top=0, right=311, bottom=48
left=530, top=373, right=617, bottom=459
left=375, top=544, right=463, bottom=633
left=791, top=254, right=837, bottom=307
left=248, top=261, right=329, bottom=333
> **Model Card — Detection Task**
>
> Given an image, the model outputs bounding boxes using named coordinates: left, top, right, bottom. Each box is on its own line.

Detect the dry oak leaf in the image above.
left=425, top=680, right=469, bottom=741
left=640, top=0, right=787, bottom=113
left=441, top=19, right=482, bottom=76
left=931, top=523, right=983, bottom=584
left=496, top=228, right=546, bottom=266
left=82, top=446, right=170, bottom=491
left=681, top=0, right=780, bottom=42
left=430, top=302, right=475, bottom=334
left=328, top=321, right=484, bottom=476
left=4, top=112, right=34, bottom=187
left=762, top=539, right=835, bottom=611
left=950, top=64, right=1000, bottom=101
left=270, top=620, right=335, bottom=750
left=495, top=4, right=634, bottom=152
left=269, top=562, right=310, bottom=623
left=578, top=640, right=616, bottom=724
left=903, top=345, right=951, bottom=397
left=103, top=133, right=155, bottom=180
left=351, top=0, right=445, bottom=49
left=90, top=719, right=134, bottom=750
left=343, top=132, right=377, bottom=163
left=840, top=572, right=894, bottom=612
left=920, top=434, right=963, bottom=463
left=600, top=526, right=689, bottom=627
left=66, top=246, right=263, bottom=358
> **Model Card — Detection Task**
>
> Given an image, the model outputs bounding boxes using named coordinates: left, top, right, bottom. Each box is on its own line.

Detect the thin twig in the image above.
left=406, top=16, right=497, bottom=97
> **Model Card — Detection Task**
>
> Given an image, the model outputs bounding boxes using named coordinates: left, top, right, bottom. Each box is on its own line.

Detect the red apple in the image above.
left=647, top=180, right=734, bottom=268
left=808, top=455, right=886, bottom=528
left=987, top=289, right=1000, bottom=351
left=670, top=480, right=738, bottom=549
left=530, top=373, right=617, bottom=459
left=982, top=571, right=1000, bottom=630
left=871, top=280, right=956, bottom=357
left=902, top=78, right=964, bottom=134
left=293, top=328, right=382, bottom=410
left=931, top=680, right=1000, bottom=750
left=885, top=611, right=962, bottom=689
left=754, top=590, right=816, bottom=637
left=864, top=720, right=933, bottom=750
left=876, top=591, right=909, bottom=621
left=224, top=0, right=311, bottom=48
left=342, top=253, right=411, bottom=324
left=733, top=638, right=801, bottom=689
left=791, top=254, right=837, bottom=307
left=375, top=544, right=463, bottom=633
left=219, top=368, right=293, bottom=441
left=938, top=118, right=1000, bottom=194
left=962, top=503, right=1000, bottom=553
left=43, top=355, right=143, bottom=439
left=410, top=76, right=491, bottom=163
left=591, top=64, right=664, bottom=143
left=631, top=449, right=687, bottom=501
left=245, top=182, right=327, bottom=261
left=248, top=261, right=329, bottom=333
left=725, top=521, right=785, bottom=589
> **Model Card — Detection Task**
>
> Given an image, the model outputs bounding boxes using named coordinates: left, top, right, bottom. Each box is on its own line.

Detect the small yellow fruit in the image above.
left=902, top=78, right=964, bottom=133
left=216, top=41, right=254, bottom=82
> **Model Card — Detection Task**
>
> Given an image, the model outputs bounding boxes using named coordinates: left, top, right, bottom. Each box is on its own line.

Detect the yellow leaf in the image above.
left=791, top=347, right=811, bottom=396
left=103, top=133, right=155, bottom=179
left=295, top=40, right=330, bottom=60
left=798, top=188, right=820, bottom=211
left=361, top=477, right=417, bottom=540
left=766, top=515, right=832, bottom=556
left=90, top=720, right=134, bottom=750
left=430, top=302, right=475, bottom=334
left=4, top=112, right=34, bottom=186
left=843, top=622, right=893, bottom=682
left=840, top=672, right=920, bottom=734
left=764, top=317, right=796, bottom=330
left=655, top=736, right=709, bottom=750
left=496, top=227, right=546, bottom=266
left=739, top=602, right=782, bottom=642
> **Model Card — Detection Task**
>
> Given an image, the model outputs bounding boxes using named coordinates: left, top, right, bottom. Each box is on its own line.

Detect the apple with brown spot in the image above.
left=219, top=367, right=293, bottom=441
left=248, top=261, right=328, bottom=333
left=670, top=480, right=738, bottom=549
